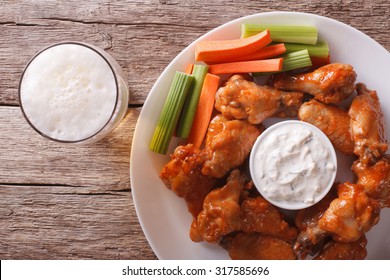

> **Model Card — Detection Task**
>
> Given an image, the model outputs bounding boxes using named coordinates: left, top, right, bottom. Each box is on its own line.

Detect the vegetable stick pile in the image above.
left=149, top=24, right=330, bottom=154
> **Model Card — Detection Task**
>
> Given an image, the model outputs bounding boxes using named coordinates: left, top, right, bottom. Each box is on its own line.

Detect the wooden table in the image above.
left=0, top=0, right=389, bottom=260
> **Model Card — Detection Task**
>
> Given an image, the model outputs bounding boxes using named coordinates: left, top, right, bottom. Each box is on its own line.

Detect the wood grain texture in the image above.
left=0, top=0, right=388, bottom=106
left=0, top=184, right=156, bottom=259
left=0, top=107, right=139, bottom=190
left=0, top=107, right=156, bottom=259
left=0, top=0, right=389, bottom=260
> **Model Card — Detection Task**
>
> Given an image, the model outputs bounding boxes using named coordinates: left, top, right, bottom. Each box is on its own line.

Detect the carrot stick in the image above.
left=187, top=73, right=220, bottom=148
left=208, top=58, right=283, bottom=75
left=185, top=63, right=194, bottom=74
left=204, top=43, right=286, bottom=64
left=195, top=30, right=271, bottom=62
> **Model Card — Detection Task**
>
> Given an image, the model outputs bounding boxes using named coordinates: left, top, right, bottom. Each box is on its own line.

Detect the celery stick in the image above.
left=241, top=24, right=318, bottom=45
left=149, top=72, right=193, bottom=154
left=177, top=64, right=209, bottom=138
left=281, top=49, right=312, bottom=71
left=285, top=40, right=329, bottom=57
left=253, top=49, right=312, bottom=76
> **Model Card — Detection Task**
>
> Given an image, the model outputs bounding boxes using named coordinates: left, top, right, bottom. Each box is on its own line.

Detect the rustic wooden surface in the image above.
left=0, top=0, right=389, bottom=259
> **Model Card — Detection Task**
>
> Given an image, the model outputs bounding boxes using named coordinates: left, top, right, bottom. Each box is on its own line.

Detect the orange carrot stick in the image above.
left=208, top=58, right=283, bottom=75
left=185, top=63, right=194, bottom=74
left=187, top=73, right=220, bottom=148
left=195, top=30, right=271, bottom=62
left=204, top=43, right=286, bottom=64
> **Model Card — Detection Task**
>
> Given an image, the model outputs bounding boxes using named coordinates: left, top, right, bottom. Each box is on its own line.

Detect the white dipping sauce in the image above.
left=249, top=120, right=337, bottom=210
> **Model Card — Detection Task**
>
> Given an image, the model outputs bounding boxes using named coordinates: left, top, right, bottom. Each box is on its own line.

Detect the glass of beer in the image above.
left=19, top=42, right=129, bottom=144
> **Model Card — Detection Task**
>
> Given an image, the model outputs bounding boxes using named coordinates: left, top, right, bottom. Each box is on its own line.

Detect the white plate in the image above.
left=130, top=11, right=390, bottom=260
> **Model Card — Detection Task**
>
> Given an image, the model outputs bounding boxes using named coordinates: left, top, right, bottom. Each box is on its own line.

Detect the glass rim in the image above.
left=18, top=41, right=121, bottom=144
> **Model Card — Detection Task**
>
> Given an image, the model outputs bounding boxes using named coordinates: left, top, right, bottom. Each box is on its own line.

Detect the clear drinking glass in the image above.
left=19, top=42, right=129, bottom=144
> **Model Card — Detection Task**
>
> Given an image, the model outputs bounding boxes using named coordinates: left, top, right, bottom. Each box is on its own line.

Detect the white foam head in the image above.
left=20, top=43, right=119, bottom=142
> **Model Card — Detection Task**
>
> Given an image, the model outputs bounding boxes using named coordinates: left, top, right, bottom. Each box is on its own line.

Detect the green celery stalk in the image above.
left=177, top=64, right=209, bottom=138
left=285, top=40, right=329, bottom=57
left=241, top=24, right=318, bottom=45
left=281, top=49, right=312, bottom=71
left=149, top=71, right=193, bottom=154
left=253, top=49, right=312, bottom=76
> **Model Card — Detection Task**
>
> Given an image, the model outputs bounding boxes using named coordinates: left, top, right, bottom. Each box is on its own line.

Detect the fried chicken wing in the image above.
left=314, top=236, right=367, bottom=260
left=348, top=83, right=388, bottom=164
left=294, top=189, right=337, bottom=258
left=226, top=232, right=296, bottom=260
left=270, top=63, right=356, bottom=104
left=189, top=218, right=204, bottom=242
left=241, top=196, right=298, bottom=242
left=196, top=170, right=246, bottom=243
left=352, top=155, right=390, bottom=208
left=277, top=91, right=305, bottom=118
left=215, top=75, right=303, bottom=124
left=298, top=99, right=354, bottom=155
left=294, top=183, right=379, bottom=256
left=202, top=114, right=262, bottom=178
left=318, top=182, right=380, bottom=242
left=160, top=144, right=217, bottom=217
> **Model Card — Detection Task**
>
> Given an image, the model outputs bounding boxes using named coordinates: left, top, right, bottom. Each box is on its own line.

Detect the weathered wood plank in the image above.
left=0, top=106, right=139, bottom=190
left=0, top=184, right=156, bottom=259
left=0, top=106, right=154, bottom=259
left=0, top=0, right=388, bottom=106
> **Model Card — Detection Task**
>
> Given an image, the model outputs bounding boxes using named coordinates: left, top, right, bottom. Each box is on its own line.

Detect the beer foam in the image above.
left=20, top=43, right=118, bottom=142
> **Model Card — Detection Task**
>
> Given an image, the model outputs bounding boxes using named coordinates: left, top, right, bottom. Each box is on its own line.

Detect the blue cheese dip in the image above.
left=249, top=120, right=337, bottom=210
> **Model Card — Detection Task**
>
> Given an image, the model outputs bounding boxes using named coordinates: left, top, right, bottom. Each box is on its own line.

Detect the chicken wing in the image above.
left=318, top=182, right=380, bottom=242
left=240, top=196, right=298, bottom=242
left=298, top=99, right=354, bottom=155
left=226, top=232, right=296, bottom=260
left=196, top=169, right=246, bottom=243
left=294, top=182, right=379, bottom=256
left=160, top=144, right=217, bottom=217
left=348, top=83, right=388, bottom=164
left=215, top=75, right=303, bottom=124
left=270, top=63, right=356, bottom=104
left=352, top=155, right=390, bottom=208
left=314, top=236, right=367, bottom=260
left=294, top=188, right=337, bottom=258
left=202, top=114, right=262, bottom=178
left=189, top=218, right=204, bottom=242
